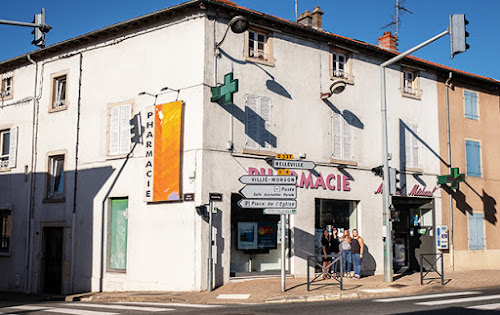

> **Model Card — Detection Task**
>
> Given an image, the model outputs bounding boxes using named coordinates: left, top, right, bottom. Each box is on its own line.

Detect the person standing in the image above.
left=330, top=227, right=340, bottom=276
left=340, top=229, right=352, bottom=278
left=321, top=229, right=331, bottom=279
left=351, top=229, right=365, bottom=279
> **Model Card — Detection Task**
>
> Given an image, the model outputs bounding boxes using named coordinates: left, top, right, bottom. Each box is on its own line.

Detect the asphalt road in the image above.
left=1, top=287, right=500, bottom=314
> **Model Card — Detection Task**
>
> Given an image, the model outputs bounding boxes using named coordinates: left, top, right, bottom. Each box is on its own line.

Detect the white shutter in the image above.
left=245, top=95, right=259, bottom=149
left=260, top=97, right=272, bottom=150
left=404, top=126, right=412, bottom=168
left=119, top=104, right=132, bottom=155
left=342, top=114, right=352, bottom=160
left=109, top=106, right=121, bottom=155
left=8, top=126, right=18, bottom=168
left=332, top=113, right=342, bottom=159
left=412, top=124, right=419, bottom=168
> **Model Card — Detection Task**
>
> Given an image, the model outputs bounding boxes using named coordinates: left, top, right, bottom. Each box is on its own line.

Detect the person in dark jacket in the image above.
left=330, top=227, right=340, bottom=276
left=351, top=229, right=365, bottom=279
left=321, top=229, right=331, bottom=279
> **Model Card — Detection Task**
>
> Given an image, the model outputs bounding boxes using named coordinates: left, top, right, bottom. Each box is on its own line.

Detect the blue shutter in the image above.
left=468, top=213, right=484, bottom=250
left=471, top=92, right=478, bottom=119
left=464, top=91, right=478, bottom=120
left=464, top=91, right=473, bottom=119
left=466, top=140, right=481, bottom=177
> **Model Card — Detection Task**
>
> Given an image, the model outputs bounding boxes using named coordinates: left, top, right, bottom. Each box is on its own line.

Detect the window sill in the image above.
left=49, top=105, right=68, bottom=113
left=401, top=90, right=422, bottom=100
left=244, top=56, right=275, bottom=67
left=465, top=116, right=479, bottom=121
left=466, top=174, right=482, bottom=178
left=0, top=252, right=11, bottom=257
left=106, top=269, right=127, bottom=274
left=1, top=95, right=13, bottom=101
left=329, top=76, right=355, bottom=85
left=106, top=153, right=132, bottom=160
left=329, top=159, right=357, bottom=166
left=43, top=197, right=66, bottom=203
left=241, top=148, right=276, bottom=157
left=0, top=167, right=12, bottom=173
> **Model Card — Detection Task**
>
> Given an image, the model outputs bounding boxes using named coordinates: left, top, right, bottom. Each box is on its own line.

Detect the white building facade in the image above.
left=0, top=0, right=444, bottom=294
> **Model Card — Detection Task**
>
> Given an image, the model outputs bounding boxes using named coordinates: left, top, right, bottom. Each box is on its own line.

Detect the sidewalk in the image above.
left=65, top=269, right=500, bottom=304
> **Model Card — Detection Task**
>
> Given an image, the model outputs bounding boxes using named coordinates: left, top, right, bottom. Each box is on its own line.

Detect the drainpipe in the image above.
left=25, top=54, right=38, bottom=293
left=445, top=72, right=454, bottom=270
left=70, top=53, right=83, bottom=294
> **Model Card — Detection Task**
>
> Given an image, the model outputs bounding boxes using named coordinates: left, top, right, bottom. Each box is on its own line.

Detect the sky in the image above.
left=1, top=0, right=498, bottom=81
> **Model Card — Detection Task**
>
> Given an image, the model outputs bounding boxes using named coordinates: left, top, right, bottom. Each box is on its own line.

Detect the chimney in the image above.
left=378, top=31, right=398, bottom=51
left=297, top=10, right=312, bottom=28
left=311, top=6, right=324, bottom=30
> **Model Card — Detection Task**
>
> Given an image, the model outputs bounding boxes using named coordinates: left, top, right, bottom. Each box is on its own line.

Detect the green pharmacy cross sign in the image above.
left=211, top=72, right=238, bottom=105
left=438, top=167, right=465, bottom=190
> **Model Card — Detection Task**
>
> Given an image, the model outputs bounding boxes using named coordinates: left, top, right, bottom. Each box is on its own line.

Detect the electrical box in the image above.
left=436, top=225, right=449, bottom=250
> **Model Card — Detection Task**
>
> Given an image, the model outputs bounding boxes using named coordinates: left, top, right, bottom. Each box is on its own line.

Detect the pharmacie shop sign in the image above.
left=248, top=167, right=351, bottom=192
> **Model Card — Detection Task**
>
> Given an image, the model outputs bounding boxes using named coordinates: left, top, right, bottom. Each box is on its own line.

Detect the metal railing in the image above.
left=307, top=254, right=343, bottom=291
left=420, top=253, right=444, bottom=285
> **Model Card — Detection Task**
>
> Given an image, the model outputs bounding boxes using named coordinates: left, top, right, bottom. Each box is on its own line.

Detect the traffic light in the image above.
left=371, top=165, right=383, bottom=177
left=195, top=205, right=209, bottom=222
left=32, top=10, right=46, bottom=48
left=449, top=14, right=469, bottom=59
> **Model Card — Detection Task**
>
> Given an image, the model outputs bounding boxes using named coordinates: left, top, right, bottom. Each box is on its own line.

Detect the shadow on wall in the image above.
left=322, top=99, right=364, bottom=130
left=0, top=166, right=115, bottom=294
left=441, top=183, right=498, bottom=226
left=213, top=207, right=225, bottom=288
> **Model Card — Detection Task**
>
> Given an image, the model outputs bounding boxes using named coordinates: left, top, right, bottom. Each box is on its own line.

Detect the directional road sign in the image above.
left=237, top=199, right=297, bottom=209
left=263, top=209, right=296, bottom=215
left=239, top=175, right=297, bottom=185
left=272, top=159, right=316, bottom=170
left=239, top=185, right=296, bottom=199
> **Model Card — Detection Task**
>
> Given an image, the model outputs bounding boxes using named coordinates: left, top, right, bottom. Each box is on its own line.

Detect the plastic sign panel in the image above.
left=272, top=159, right=316, bottom=170
left=239, top=185, right=296, bottom=199
left=239, top=175, right=296, bottom=185
left=436, top=225, right=449, bottom=250
left=276, top=153, right=293, bottom=160
left=237, top=199, right=297, bottom=209
left=263, top=209, right=296, bottom=215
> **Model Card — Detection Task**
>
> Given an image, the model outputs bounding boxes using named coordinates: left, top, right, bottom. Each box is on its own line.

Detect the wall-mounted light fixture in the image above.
left=321, top=78, right=347, bottom=99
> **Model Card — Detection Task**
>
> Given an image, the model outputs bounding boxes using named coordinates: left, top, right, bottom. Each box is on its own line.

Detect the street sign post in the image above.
left=237, top=199, right=296, bottom=209
left=239, top=185, right=296, bottom=199
left=263, top=209, right=296, bottom=215
left=272, top=159, right=316, bottom=170
left=239, top=175, right=296, bottom=185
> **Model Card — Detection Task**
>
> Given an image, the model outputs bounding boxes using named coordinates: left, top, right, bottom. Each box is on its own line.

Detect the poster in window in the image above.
left=258, top=222, right=277, bottom=249
left=237, top=222, right=258, bottom=250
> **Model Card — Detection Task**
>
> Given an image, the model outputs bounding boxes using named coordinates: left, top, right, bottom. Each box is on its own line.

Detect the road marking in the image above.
left=6, top=305, right=118, bottom=315
left=116, top=302, right=221, bottom=308
left=416, top=294, right=500, bottom=306
left=361, top=288, right=400, bottom=293
left=373, top=291, right=481, bottom=302
left=216, top=294, right=251, bottom=299
left=467, top=303, right=500, bottom=311
left=65, top=303, right=174, bottom=312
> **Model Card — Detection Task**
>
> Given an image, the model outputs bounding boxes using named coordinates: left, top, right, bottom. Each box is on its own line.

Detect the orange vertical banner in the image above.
left=153, top=101, right=183, bottom=201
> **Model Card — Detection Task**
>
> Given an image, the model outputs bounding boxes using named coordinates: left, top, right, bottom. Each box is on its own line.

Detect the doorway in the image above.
left=40, top=227, right=63, bottom=294
left=392, top=197, right=435, bottom=273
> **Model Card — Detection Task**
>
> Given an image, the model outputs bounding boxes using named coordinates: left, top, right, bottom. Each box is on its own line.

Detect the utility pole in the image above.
left=0, top=8, right=52, bottom=48
left=380, top=14, right=469, bottom=282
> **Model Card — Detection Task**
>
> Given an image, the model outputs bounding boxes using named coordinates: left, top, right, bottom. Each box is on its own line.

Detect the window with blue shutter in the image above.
left=464, top=90, right=478, bottom=120
left=465, top=140, right=481, bottom=177
left=468, top=213, right=485, bottom=250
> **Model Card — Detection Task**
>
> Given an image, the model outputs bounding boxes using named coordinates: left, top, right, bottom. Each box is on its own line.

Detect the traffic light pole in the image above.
left=0, top=8, right=52, bottom=47
left=380, top=28, right=449, bottom=283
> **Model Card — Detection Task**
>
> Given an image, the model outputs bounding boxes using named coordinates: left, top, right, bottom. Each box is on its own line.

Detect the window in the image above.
left=245, top=95, right=273, bottom=151
left=330, top=50, right=353, bottom=82
left=50, top=70, right=69, bottom=111
left=108, top=103, right=132, bottom=156
left=47, top=154, right=65, bottom=200
left=401, top=69, right=422, bottom=99
left=331, top=112, right=353, bottom=161
left=0, top=209, right=11, bottom=253
left=466, top=140, right=481, bottom=177
left=468, top=213, right=484, bottom=250
left=0, top=127, right=17, bottom=169
left=403, top=123, right=420, bottom=169
left=1, top=72, right=13, bottom=99
left=245, top=28, right=274, bottom=66
left=109, top=198, right=128, bottom=270
left=464, top=90, right=479, bottom=120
